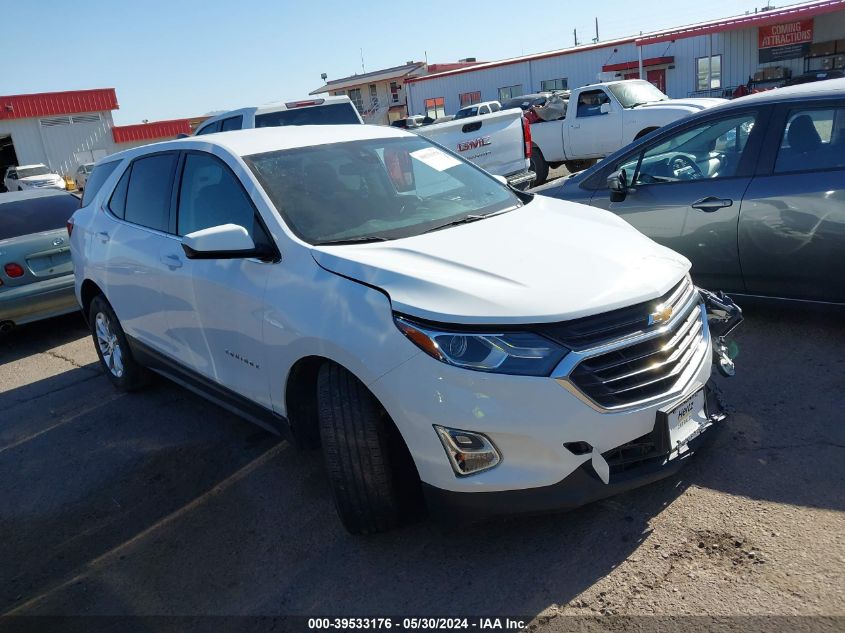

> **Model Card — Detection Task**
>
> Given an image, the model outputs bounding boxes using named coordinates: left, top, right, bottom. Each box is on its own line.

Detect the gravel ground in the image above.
left=0, top=301, right=843, bottom=627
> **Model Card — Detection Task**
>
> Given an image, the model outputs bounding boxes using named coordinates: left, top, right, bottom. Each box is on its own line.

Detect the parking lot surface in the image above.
left=0, top=304, right=843, bottom=624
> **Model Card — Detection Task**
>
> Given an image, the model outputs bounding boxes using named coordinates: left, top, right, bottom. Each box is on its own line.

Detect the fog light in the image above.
left=434, top=425, right=501, bottom=476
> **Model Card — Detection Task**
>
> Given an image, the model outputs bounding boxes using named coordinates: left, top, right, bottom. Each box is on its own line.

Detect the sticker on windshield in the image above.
left=410, top=147, right=461, bottom=172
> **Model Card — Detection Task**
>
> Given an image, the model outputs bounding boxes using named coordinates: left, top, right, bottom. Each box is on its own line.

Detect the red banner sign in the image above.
left=758, top=20, right=814, bottom=49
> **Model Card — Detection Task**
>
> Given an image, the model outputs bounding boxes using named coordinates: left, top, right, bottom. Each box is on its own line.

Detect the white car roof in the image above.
left=13, top=164, right=49, bottom=170
left=105, top=124, right=412, bottom=162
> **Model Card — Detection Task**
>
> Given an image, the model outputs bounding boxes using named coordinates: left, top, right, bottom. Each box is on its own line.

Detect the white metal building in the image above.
left=0, top=89, right=192, bottom=186
left=406, top=0, right=845, bottom=117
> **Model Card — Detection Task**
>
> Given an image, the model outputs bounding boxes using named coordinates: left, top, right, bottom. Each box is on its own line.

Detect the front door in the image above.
left=590, top=109, right=765, bottom=291
left=567, top=88, right=619, bottom=157
left=739, top=101, right=845, bottom=302
left=158, top=151, right=275, bottom=409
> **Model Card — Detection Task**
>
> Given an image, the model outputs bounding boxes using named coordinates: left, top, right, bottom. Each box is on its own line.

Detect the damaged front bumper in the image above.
left=699, top=288, right=743, bottom=377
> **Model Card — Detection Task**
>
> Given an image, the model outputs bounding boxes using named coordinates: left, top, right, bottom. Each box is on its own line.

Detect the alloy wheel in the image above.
left=95, top=312, right=124, bottom=378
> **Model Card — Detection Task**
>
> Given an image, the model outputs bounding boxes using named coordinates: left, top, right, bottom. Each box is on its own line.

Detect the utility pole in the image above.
left=595, top=17, right=599, bottom=42
left=360, top=48, right=365, bottom=73
left=573, top=28, right=578, bottom=46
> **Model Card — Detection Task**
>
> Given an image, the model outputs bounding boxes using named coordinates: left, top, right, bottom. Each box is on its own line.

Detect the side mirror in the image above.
left=607, top=169, right=628, bottom=202
left=600, top=102, right=611, bottom=115
left=182, top=224, right=263, bottom=260
left=384, top=147, right=415, bottom=192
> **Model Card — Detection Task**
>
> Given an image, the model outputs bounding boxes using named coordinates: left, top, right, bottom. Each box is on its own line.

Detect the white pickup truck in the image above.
left=530, top=80, right=725, bottom=184
left=415, top=108, right=534, bottom=189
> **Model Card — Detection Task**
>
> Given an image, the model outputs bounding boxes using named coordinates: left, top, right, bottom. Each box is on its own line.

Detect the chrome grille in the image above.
left=538, top=276, right=695, bottom=350
left=554, top=277, right=709, bottom=410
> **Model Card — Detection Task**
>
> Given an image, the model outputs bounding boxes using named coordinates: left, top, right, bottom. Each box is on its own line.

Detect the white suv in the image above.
left=4, top=164, right=65, bottom=192
left=194, top=95, right=362, bottom=136
left=69, top=125, right=740, bottom=533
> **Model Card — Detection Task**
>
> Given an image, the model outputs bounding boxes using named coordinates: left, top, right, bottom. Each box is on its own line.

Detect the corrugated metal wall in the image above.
left=0, top=110, right=118, bottom=177
left=408, top=10, right=845, bottom=114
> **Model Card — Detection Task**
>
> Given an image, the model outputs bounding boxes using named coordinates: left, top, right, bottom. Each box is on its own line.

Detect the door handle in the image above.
left=97, top=231, right=110, bottom=243
left=691, top=196, right=732, bottom=212
left=571, top=124, right=581, bottom=129
left=160, top=253, right=183, bottom=269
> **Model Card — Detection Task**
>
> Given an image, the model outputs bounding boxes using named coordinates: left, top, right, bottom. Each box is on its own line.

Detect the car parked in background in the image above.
left=74, top=162, right=95, bottom=190
left=537, top=78, right=845, bottom=304
left=529, top=80, right=725, bottom=184
left=70, top=124, right=740, bottom=534
left=193, top=95, right=363, bottom=135
left=452, top=100, right=501, bottom=120
left=391, top=115, right=433, bottom=129
left=4, top=164, right=65, bottom=192
left=0, top=190, right=81, bottom=332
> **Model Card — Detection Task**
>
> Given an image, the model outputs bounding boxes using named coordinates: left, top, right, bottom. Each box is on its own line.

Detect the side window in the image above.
left=81, top=161, right=119, bottom=206
left=576, top=90, right=610, bottom=117
left=109, top=167, right=130, bottom=218
left=220, top=115, right=243, bottom=132
left=124, top=153, right=177, bottom=232
left=775, top=106, right=845, bottom=174
left=490, top=102, right=500, bottom=112
left=177, top=153, right=257, bottom=237
left=618, top=112, right=758, bottom=186
left=196, top=120, right=222, bottom=136
left=479, top=105, right=490, bottom=115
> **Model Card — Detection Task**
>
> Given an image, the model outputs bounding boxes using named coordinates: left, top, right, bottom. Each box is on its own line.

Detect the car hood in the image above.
left=634, top=97, right=726, bottom=112
left=311, top=196, right=690, bottom=325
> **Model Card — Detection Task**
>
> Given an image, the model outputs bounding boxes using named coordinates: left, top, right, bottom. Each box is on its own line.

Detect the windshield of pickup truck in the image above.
left=245, top=136, right=521, bottom=244
left=255, top=103, right=360, bottom=127
left=609, top=81, right=669, bottom=108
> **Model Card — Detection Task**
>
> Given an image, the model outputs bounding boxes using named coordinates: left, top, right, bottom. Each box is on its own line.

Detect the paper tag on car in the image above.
left=667, top=388, right=706, bottom=454
left=410, top=147, right=462, bottom=171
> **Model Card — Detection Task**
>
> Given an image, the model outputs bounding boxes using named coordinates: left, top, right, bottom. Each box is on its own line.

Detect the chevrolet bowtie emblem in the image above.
left=648, top=304, right=673, bottom=326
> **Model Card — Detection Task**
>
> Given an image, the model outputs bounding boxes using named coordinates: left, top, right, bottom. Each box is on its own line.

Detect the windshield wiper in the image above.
left=314, top=236, right=389, bottom=246
left=422, top=207, right=516, bottom=235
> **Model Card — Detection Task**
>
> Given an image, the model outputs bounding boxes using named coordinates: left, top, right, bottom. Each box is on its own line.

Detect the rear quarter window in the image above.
left=123, top=153, right=178, bottom=232
left=81, top=160, right=120, bottom=206
left=255, top=103, right=360, bottom=127
left=0, top=194, right=80, bottom=240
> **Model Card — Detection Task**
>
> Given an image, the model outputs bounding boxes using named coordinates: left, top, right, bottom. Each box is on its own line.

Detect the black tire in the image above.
left=564, top=159, right=596, bottom=173
left=89, top=295, right=150, bottom=391
left=317, top=363, right=404, bottom=534
left=635, top=127, right=658, bottom=140
left=530, top=146, right=549, bottom=186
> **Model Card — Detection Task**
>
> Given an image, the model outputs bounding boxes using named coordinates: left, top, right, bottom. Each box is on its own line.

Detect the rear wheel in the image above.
left=89, top=295, right=150, bottom=391
left=530, top=146, right=549, bottom=186
left=635, top=127, right=658, bottom=140
left=564, top=159, right=596, bottom=173
left=317, top=363, right=408, bottom=534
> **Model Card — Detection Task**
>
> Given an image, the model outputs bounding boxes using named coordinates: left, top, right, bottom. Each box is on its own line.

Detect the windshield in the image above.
left=17, top=166, right=51, bottom=179
left=245, top=136, right=520, bottom=244
left=608, top=81, right=668, bottom=108
left=255, top=103, right=360, bottom=127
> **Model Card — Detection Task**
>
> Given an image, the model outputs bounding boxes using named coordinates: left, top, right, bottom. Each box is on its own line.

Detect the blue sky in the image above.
left=4, top=0, right=769, bottom=124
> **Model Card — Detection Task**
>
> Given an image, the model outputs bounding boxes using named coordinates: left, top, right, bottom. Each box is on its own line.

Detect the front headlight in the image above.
left=394, top=316, right=568, bottom=376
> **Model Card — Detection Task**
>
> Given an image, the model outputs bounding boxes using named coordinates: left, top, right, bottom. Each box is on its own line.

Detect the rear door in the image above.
left=589, top=107, right=768, bottom=291
left=738, top=100, right=845, bottom=302
left=98, top=152, right=180, bottom=353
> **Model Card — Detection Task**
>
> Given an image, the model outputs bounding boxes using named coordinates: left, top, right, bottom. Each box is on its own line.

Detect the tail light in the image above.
left=67, top=218, right=74, bottom=237
left=522, top=116, right=532, bottom=158
left=4, top=263, right=25, bottom=278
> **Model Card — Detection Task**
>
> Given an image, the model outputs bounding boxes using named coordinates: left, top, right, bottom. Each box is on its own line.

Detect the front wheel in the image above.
left=317, top=363, right=408, bottom=534
left=89, top=295, right=150, bottom=391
